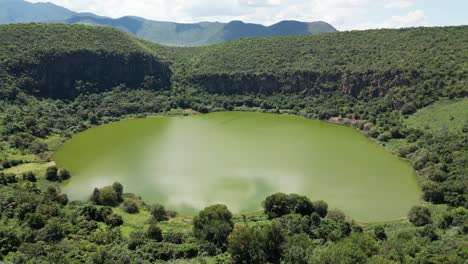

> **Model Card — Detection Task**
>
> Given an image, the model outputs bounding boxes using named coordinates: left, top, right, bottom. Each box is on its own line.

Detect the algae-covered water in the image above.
left=54, top=112, right=421, bottom=222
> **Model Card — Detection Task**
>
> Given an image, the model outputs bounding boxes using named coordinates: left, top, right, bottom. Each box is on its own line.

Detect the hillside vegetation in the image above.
left=0, top=24, right=466, bottom=263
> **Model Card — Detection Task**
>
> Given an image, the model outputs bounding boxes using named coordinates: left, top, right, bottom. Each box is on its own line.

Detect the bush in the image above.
left=193, top=204, right=234, bottom=252
left=401, top=103, right=417, bottom=115
left=22, top=171, right=37, bottom=182
left=104, top=213, right=123, bottom=227
left=147, top=225, right=163, bottom=241
left=89, top=182, right=123, bottom=206
left=58, top=169, right=71, bottom=181
left=122, top=200, right=139, bottom=214
left=149, top=203, right=167, bottom=221
left=263, top=193, right=293, bottom=219
left=45, top=166, right=59, bottom=181
left=312, top=200, right=328, bottom=218
left=408, top=206, right=432, bottom=226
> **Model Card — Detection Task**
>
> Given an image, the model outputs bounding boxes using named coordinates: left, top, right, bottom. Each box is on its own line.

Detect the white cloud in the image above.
left=384, top=0, right=413, bottom=9
left=354, top=9, right=427, bottom=29
left=26, top=0, right=429, bottom=30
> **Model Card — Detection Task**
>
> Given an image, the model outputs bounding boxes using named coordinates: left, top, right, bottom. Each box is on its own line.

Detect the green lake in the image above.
left=54, top=112, right=421, bottom=222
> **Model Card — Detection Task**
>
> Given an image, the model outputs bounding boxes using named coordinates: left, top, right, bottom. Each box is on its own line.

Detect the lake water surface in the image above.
left=54, top=112, right=421, bottom=222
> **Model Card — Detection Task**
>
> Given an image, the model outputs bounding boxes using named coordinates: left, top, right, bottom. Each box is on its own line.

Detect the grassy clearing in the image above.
left=3, top=161, right=55, bottom=176
left=405, top=98, right=468, bottom=133
left=114, top=206, right=153, bottom=237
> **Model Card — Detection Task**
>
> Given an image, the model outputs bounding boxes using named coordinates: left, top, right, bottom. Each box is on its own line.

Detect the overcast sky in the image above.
left=26, top=0, right=468, bottom=30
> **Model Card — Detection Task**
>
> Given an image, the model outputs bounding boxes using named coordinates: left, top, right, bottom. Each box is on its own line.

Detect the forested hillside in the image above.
left=0, top=24, right=466, bottom=263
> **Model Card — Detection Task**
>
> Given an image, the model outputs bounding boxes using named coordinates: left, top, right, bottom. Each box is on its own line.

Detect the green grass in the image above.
left=3, top=161, right=55, bottom=176
left=405, top=98, right=468, bottom=134
left=114, top=206, right=153, bottom=237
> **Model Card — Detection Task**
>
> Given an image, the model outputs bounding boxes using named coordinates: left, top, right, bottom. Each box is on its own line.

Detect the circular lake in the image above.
left=54, top=112, right=421, bottom=222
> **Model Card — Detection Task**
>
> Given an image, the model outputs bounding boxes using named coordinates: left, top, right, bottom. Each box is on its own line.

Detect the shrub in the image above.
left=22, top=171, right=37, bottom=182
left=149, top=203, right=167, bottom=221
left=408, top=206, right=432, bottom=226
left=45, top=166, right=59, bottom=181
left=58, top=169, right=71, bottom=181
left=147, top=225, right=163, bottom=242
left=122, top=200, right=139, bottom=214
left=193, top=204, right=233, bottom=252
left=312, top=200, right=328, bottom=218
left=104, top=213, right=123, bottom=227
left=89, top=182, right=123, bottom=206
left=263, top=193, right=293, bottom=219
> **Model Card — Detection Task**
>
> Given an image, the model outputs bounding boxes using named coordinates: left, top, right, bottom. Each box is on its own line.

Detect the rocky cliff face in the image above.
left=187, top=70, right=412, bottom=98
left=8, top=50, right=171, bottom=98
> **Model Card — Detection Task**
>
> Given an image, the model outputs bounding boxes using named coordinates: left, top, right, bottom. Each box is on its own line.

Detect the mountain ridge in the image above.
left=0, top=0, right=337, bottom=46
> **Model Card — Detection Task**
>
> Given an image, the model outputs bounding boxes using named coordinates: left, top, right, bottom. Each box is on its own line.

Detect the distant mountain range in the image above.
left=0, top=0, right=337, bottom=46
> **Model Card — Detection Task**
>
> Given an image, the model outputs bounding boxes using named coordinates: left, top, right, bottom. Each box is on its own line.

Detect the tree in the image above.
left=281, top=233, right=315, bottom=264
left=193, top=204, right=234, bottom=252
left=262, top=222, right=285, bottom=264
left=273, top=214, right=311, bottom=236
left=312, top=200, right=328, bottom=218
left=147, top=225, right=163, bottom=241
left=104, top=213, right=123, bottom=227
left=401, top=103, right=416, bottom=115
left=149, top=203, right=167, bottom=221
left=228, top=225, right=265, bottom=264
left=422, top=181, right=444, bottom=203
left=36, top=220, right=65, bottom=242
left=58, top=169, right=71, bottom=181
left=373, top=225, right=387, bottom=241
left=263, top=193, right=293, bottom=219
left=26, top=213, right=45, bottom=230
left=97, top=186, right=119, bottom=206
left=408, top=206, right=432, bottom=226
left=112, top=182, right=123, bottom=198
left=45, top=166, right=59, bottom=181
left=290, top=194, right=314, bottom=216
left=90, top=188, right=100, bottom=204
left=122, top=200, right=139, bottom=214
left=22, top=171, right=37, bottom=182
left=89, top=183, right=123, bottom=206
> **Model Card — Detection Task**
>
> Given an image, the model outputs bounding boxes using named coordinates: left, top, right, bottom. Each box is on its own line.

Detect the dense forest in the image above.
left=0, top=24, right=467, bottom=263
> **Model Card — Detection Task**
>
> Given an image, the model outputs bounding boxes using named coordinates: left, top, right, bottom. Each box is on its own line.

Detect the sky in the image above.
left=26, top=0, right=468, bottom=30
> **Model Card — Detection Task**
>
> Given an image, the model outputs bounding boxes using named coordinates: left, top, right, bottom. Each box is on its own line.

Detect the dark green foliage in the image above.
left=273, top=214, right=311, bottom=235
left=281, top=233, right=315, bottom=264
left=193, top=204, right=234, bottom=253
left=22, top=171, right=37, bottom=182
left=228, top=225, right=266, bottom=264
left=45, top=166, right=59, bottom=181
left=263, top=193, right=293, bottom=219
left=312, top=200, right=328, bottom=218
left=227, top=223, right=284, bottom=264
left=309, top=232, right=379, bottom=264
left=0, top=172, right=17, bottom=185
left=373, top=225, right=387, bottom=241
left=263, top=193, right=318, bottom=219
left=148, top=203, right=167, bottom=221
left=26, top=213, right=45, bottom=229
left=90, top=182, right=123, bottom=206
left=36, top=219, right=65, bottom=242
left=408, top=206, right=432, bottom=226
left=122, top=200, right=139, bottom=214
left=147, top=225, right=163, bottom=242
left=58, top=169, right=71, bottom=181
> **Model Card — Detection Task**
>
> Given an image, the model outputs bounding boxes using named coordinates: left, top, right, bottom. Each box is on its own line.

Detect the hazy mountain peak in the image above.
left=0, top=0, right=337, bottom=46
